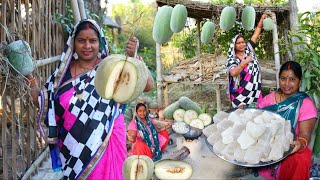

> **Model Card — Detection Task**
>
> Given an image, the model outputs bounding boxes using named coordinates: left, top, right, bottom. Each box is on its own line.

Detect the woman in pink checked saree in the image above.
left=26, top=19, right=153, bottom=179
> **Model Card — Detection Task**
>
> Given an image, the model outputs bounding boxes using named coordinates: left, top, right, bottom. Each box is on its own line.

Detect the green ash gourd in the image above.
left=201, top=21, right=215, bottom=44
left=241, top=6, right=256, bottom=31
left=170, top=4, right=188, bottom=33
left=7, top=40, right=34, bottom=76
left=94, top=54, right=148, bottom=103
left=219, top=7, right=236, bottom=32
left=153, top=5, right=174, bottom=44
left=263, top=18, right=273, bottom=31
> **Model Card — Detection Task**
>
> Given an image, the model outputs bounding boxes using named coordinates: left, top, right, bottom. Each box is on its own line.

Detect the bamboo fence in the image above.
left=0, top=0, right=65, bottom=179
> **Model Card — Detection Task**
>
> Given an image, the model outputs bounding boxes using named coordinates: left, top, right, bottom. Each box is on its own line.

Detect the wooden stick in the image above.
left=2, top=90, right=8, bottom=179
left=78, top=0, right=87, bottom=20
left=11, top=95, right=17, bottom=180
left=71, top=0, right=81, bottom=24
left=35, top=55, right=61, bottom=67
left=21, top=147, right=49, bottom=180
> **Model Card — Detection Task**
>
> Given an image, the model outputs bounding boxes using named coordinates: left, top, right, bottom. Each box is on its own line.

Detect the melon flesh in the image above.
left=123, top=155, right=154, bottom=180
left=95, top=54, right=148, bottom=103
left=155, top=159, right=193, bottom=180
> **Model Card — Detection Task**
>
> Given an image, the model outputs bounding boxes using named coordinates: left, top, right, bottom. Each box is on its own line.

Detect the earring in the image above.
left=73, top=52, right=79, bottom=59
left=97, top=52, right=102, bottom=58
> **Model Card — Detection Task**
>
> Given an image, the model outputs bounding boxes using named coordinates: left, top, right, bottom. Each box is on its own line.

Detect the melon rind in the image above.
left=170, top=4, right=188, bottom=33
left=153, top=5, right=174, bottom=44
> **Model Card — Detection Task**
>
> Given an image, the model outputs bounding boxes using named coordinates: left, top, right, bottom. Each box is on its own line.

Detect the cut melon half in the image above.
left=155, top=159, right=193, bottom=180
left=123, top=155, right=154, bottom=180
left=95, top=54, right=148, bottom=103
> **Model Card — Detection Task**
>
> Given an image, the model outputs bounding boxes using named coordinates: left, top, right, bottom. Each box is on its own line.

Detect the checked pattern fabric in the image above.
left=226, top=34, right=262, bottom=107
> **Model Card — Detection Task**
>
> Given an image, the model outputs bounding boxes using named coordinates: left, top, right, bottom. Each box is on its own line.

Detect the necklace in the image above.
left=74, top=58, right=98, bottom=101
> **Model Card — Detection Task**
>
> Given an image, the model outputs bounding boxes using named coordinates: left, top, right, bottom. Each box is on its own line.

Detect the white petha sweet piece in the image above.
left=244, top=145, right=263, bottom=164
left=213, top=140, right=227, bottom=156
left=266, top=121, right=280, bottom=137
left=221, top=127, right=234, bottom=144
left=237, top=130, right=256, bottom=149
left=258, top=143, right=272, bottom=162
left=275, top=134, right=290, bottom=152
left=232, top=123, right=246, bottom=139
left=216, top=118, right=234, bottom=131
left=241, top=110, right=254, bottom=122
left=257, top=127, right=273, bottom=146
left=228, top=111, right=241, bottom=123
left=261, top=111, right=276, bottom=122
left=234, top=147, right=247, bottom=162
left=213, top=111, right=229, bottom=124
left=246, top=121, right=266, bottom=140
left=268, top=141, right=284, bottom=161
left=254, top=115, right=264, bottom=124
left=203, top=124, right=218, bottom=137
left=222, top=141, right=239, bottom=160
left=207, top=130, right=222, bottom=146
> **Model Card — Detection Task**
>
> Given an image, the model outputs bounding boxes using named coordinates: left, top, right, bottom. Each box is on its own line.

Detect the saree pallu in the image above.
left=39, top=66, right=126, bottom=179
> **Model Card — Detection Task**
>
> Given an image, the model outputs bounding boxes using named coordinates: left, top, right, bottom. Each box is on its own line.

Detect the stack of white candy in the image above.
left=203, top=109, right=294, bottom=164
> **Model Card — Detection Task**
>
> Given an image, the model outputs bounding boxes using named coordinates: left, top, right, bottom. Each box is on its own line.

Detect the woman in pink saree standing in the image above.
left=25, top=19, right=154, bottom=179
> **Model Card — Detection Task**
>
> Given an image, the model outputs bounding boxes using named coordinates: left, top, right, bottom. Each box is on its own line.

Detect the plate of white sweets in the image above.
left=203, top=108, right=295, bottom=167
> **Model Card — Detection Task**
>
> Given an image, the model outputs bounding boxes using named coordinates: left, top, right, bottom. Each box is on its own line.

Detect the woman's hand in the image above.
left=258, top=13, right=267, bottom=28
left=25, top=73, right=40, bottom=107
left=290, top=139, right=305, bottom=154
left=126, top=36, right=139, bottom=57
left=127, top=130, right=137, bottom=143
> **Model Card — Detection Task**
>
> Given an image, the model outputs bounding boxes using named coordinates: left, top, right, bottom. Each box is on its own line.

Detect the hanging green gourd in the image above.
left=241, top=6, right=256, bottom=31
left=201, top=21, right=215, bottom=44
left=263, top=18, right=273, bottom=31
left=7, top=40, right=34, bottom=76
left=152, top=5, right=174, bottom=44
left=170, top=4, right=188, bottom=33
left=219, top=6, right=236, bottom=32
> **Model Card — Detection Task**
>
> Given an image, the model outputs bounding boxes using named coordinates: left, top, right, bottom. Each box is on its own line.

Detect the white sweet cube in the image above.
left=213, top=111, right=229, bottom=124
left=203, top=124, right=218, bottom=137
left=237, top=130, right=256, bottom=149
left=221, top=127, right=234, bottom=144
left=216, top=118, right=234, bottom=131
left=254, top=115, right=264, bottom=124
left=268, top=141, right=284, bottom=161
left=222, top=142, right=238, bottom=160
left=234, top=147, right=247, bottom=162
left=246, top=121, right=266, bottom=140
left=213, top=140, right=227, bottom=156
left=244, top=145, right=262, bottom=164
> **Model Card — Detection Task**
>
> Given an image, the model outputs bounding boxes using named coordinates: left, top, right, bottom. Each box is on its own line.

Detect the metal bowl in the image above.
left=182, top=126, right=203, bottom=140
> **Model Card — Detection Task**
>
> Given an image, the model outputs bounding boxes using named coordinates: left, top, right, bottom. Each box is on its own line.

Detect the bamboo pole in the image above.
left=26, top=96, right=31, bottom=169
left=26, top=0, right=30, bottom=42
left=1, top=0, right=7, bottom=41
left=2, top=91, right=8, bottom=179
left=18, top=0, right=22, bottom=36
left=32, top=0, right=36, bottom=57
left=271, top=12, right=280, bottom=89
left=49, top=0, right=52, bottom=57
left=78, top=0, right=87, bottom=20
left=21, top=147, right=49, bottom=180
left=11, top=95, right=17, bottom=180
left=156, top=43, right=163, bottom=107
left=35, top=56, right=61, bottom=67
left=19, top=98, right=26, bottom=175
left=10, top=0, right=15, bottom=34
left=71, top=0, right=81, bottom=24
left=164, top=83, right=169, bottom=107
left=196, top=19, right=202, bottom=81
left=216, top=85, right=222, bottom=112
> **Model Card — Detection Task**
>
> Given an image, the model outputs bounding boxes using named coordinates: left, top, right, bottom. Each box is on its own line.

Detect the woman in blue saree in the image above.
left=258, top=61, right=317, bottom=180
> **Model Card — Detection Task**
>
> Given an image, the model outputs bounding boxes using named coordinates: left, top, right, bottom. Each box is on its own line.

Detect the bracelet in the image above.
left=239, top=63, right=245, bottom=69
left=297, top=137, right=308, bottom=148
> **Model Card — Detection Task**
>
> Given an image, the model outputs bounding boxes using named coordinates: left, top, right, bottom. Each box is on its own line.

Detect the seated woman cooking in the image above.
left=257, top=61, right=317, bottom=180
left=127, top=102, right=171, bottom=161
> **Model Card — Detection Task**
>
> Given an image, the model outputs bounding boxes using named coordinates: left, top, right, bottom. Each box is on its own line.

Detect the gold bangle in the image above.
left=239, top=63, right=245, bottom=69
left=298, top=137, right=308, bottom=148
